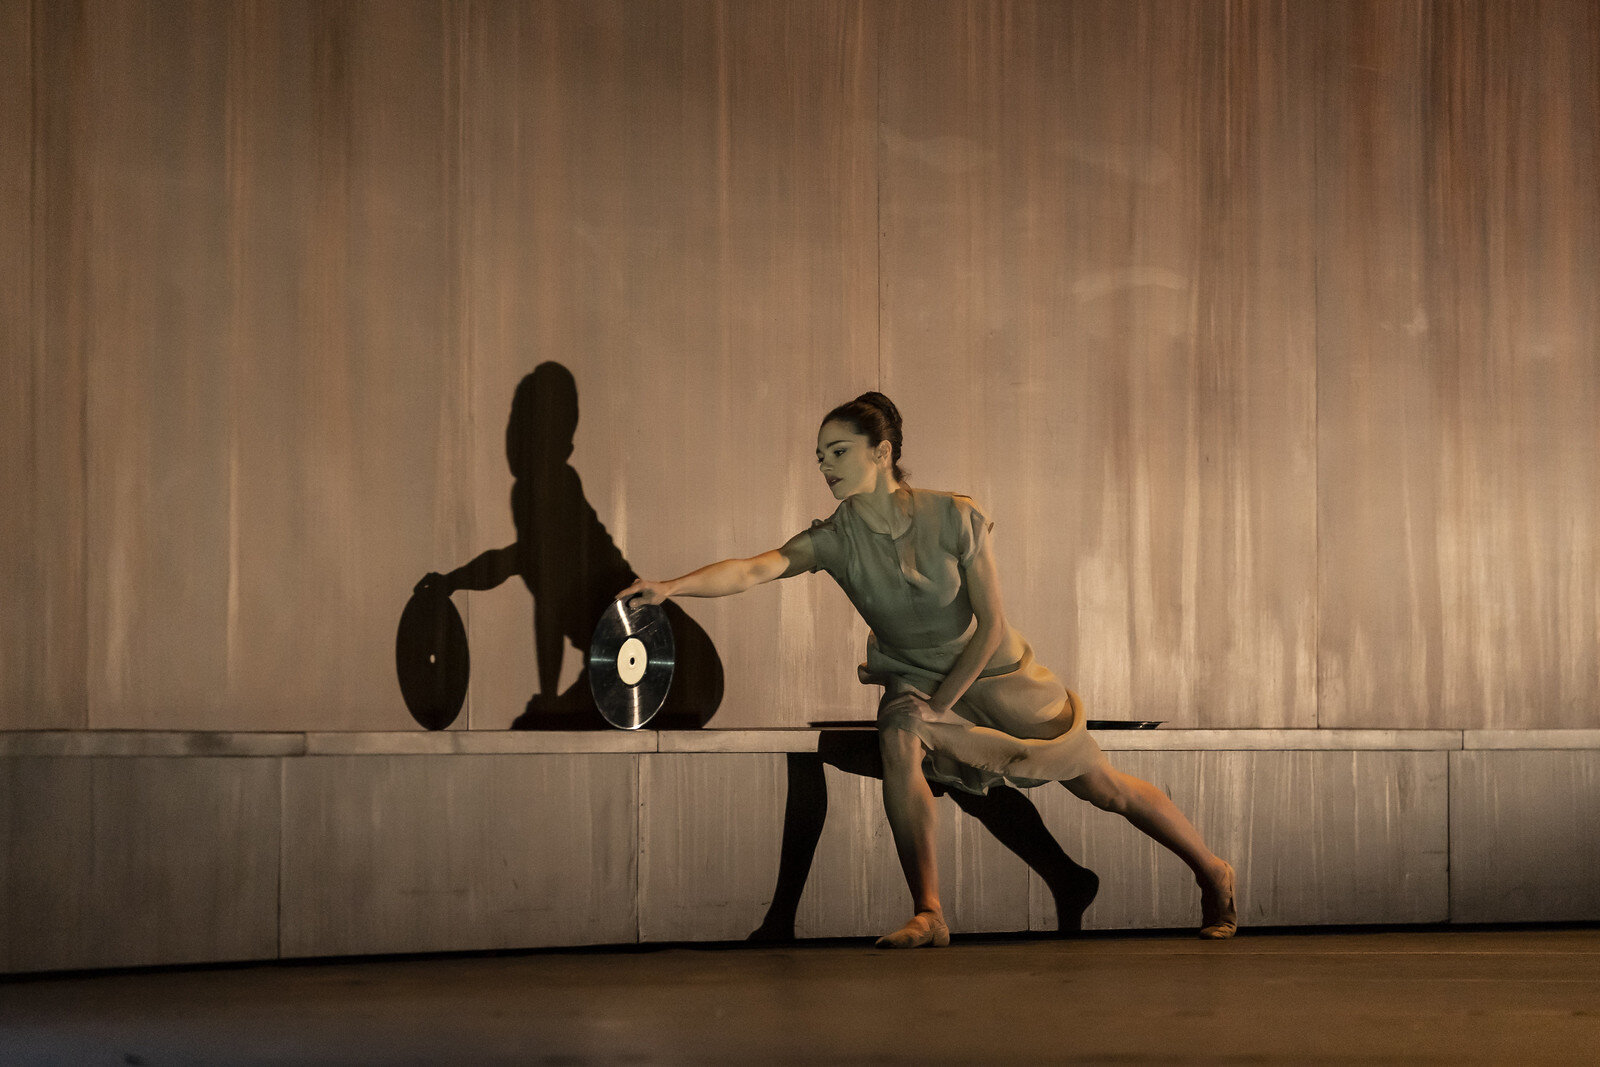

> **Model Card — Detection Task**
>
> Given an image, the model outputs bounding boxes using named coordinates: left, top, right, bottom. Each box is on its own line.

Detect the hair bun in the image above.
left=854, top=391, right=903, bottom=431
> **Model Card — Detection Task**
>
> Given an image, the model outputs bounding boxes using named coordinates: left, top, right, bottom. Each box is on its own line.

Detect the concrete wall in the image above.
left=3, top=0, right=1596, bottom=734
left=5, top=728, right=1596, bottom=975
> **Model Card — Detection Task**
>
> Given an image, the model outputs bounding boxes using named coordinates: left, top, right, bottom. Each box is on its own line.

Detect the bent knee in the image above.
left=876, top=710, right=924, bottom=761
left=875, top=692, right=935, bottom=734
left=877, top=705, right=916, bottom=734
left=877, top=710, right=918, bottom=745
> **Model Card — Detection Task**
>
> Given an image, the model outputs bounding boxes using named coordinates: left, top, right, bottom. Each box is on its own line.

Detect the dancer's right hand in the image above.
left=616, top=579, right=671, bottom=608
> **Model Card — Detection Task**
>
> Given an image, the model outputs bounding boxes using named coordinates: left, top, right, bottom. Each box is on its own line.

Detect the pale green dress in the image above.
left=788, top=486, right=1109, bottom=795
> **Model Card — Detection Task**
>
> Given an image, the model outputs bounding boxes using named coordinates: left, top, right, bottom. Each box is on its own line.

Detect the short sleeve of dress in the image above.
left=782, top=515, right=844, bottom=575
left=952, top=495, right=995, bottom=566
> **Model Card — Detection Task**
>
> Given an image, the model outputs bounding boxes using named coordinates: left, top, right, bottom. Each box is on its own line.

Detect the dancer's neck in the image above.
left=851, top=481, right=910, bottom=536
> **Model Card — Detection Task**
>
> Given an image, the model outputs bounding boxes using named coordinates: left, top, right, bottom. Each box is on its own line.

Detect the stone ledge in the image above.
left=5, top=727, right=1596, bottom=759
left=0, top=731, right=307, bottom=758
left=1095, top=729, right=1463, bottom=751
left=657, top=729, right=832, bottom=753
left=303, top=730, right=656, bottom=755
left=1462, top=729, right=1600, bottom=750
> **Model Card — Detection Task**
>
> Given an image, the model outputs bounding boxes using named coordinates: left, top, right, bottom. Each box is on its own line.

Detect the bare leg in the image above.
left=876, top=722, right=949, bottom=948
left=1064, top=762, right=1237, bottom=939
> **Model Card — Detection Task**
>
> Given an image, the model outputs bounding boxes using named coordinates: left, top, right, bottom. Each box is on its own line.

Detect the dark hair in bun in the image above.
left=822, top=391, right=907, bottom=483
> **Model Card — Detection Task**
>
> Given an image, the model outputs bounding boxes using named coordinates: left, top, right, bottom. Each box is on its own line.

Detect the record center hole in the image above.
left=428, top=653, right=436, bottom=664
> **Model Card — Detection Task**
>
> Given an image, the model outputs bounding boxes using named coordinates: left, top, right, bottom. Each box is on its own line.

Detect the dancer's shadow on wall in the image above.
left=418, top=362, right=723, bottom=729
left=751, top=728, right=1100, bottom=940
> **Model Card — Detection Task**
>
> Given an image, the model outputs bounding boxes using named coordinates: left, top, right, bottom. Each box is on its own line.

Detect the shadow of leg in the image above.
left=748, top=730, right=879, bottom=941
left=747, top=752, right=828, bottom=942
left=816, top=728, right=883, bottom=778
left=948, top=787, right=1099, bottom=933
left=749, top=731, right=1097, bottom=942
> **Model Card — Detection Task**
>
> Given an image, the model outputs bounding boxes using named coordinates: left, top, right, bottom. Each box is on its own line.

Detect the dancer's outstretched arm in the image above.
left=618, top=537, right=815, bottom=607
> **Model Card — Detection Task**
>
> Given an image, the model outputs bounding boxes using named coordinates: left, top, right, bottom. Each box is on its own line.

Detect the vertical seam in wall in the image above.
left=452, top=0, right=476, bottom=731
left=1446, top=748, right=1459, bottom=921
left=635, top=752, right=645, bottom=944
left=78, top=25, right=90, bottom=732
left=71, top=0, right=90, bottom=731
left=874, top=0, right=883, bottom=391
left=277, top=755, right=286, bottom=958
left=1311, top=1, right=1323, bottom=732
left=25, top=0, right=42, bottom=722
left=26, top=0, right=38, bottom=720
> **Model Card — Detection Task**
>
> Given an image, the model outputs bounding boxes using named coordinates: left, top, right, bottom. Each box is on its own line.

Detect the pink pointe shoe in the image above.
left=874, top=912, right=951, bottom=949
left=1198, top=861, right=1237, bottom=940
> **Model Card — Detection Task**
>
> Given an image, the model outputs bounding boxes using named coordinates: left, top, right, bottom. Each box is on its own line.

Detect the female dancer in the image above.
left=618, top=392, right=1236, bottom=947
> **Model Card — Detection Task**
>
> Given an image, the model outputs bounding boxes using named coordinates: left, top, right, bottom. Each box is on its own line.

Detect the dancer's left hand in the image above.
left=882, top=693, right=938, bottom=721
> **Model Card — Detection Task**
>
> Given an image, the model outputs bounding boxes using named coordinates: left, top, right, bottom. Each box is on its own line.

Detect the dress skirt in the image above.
left=861, top=635, right=1110, bottom=795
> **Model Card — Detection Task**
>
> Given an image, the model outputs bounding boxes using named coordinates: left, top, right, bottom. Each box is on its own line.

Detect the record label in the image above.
left=589, top=599, right=675, bottom=729
left=616, top=637, right=648, bottom=685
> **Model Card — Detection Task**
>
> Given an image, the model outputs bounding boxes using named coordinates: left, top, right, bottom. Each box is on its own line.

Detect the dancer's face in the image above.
left=816, top=420, right=890, bottom=500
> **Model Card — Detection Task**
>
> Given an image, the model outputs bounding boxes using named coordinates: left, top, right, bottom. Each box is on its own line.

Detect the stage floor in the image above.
left=3, top=927, right=1596, bottom=1063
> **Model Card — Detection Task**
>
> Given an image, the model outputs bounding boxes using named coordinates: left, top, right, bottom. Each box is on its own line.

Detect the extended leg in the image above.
left=1064, top=762, right=1236, bottom=939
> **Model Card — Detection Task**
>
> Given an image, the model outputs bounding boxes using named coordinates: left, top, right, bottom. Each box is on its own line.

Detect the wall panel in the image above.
left=6, top=1, right=1597, bottom=733
left=639, top=753, right=788, bottom=941
left=0, top=756, right=281, bottom=973
left=281, top=753, right=638, bottom=957
left=878, top=1, right=1319, bottom=729
left=0, top=0, right=36, bottom=725
left=1317, top=1, right=1600, bottom=727
left=38, top=2, right=467, bottom=729
left=1450, top=750, right=1600, bottom=922
left=63, top=1, right=235, bottom=726
left=3, top=0, right=86, bottom=729
left=206, top=2, right=470, bottom=730
left=457, top=1, right=879, bottom=729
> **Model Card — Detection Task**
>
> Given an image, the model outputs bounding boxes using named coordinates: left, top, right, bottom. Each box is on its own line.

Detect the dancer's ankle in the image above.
left=1196, top=858, right=1231, bottom=888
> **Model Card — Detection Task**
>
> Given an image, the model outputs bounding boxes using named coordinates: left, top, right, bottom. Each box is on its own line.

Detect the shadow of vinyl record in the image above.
left=396, top=589, right=470, bottom=730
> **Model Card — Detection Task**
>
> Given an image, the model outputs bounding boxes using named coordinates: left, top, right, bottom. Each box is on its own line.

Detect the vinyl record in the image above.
left=588, top=598, right=675, bottom=730
left=396, top=589, right=470, bottom=730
